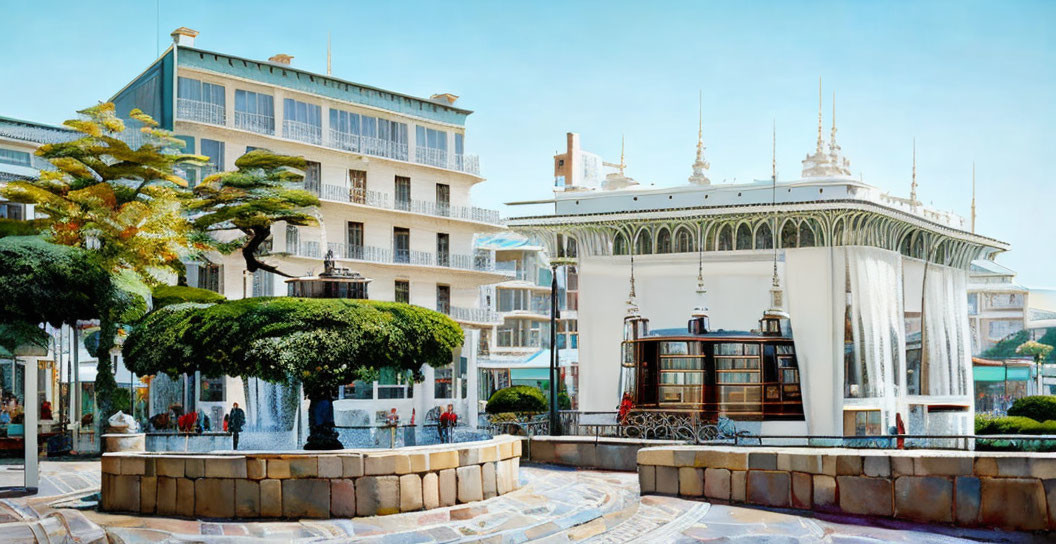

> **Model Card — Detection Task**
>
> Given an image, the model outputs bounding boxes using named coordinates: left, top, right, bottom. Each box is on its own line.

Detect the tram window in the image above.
left=716, top=372, right=760, bottom=383
left=661, top=342, right=688, bottom=355
left=715, top=358, right=759, bottom=370
left=715, top=343, right=759, bottom=356
left=661, top=357, right=703, bottom=370
left=778, top=357, right=798, bottom=383
left=776, top=345, right=794, bottom=355
left=622, top=342, right=635, bottom=367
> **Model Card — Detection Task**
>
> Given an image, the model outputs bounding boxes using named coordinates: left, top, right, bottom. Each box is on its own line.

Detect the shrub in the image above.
left=486, top=385, right=547, bottom=415
left=1008, top=396, right=1056, bottom=423
left=152, top=285, right=226, bottom=308
left=975, top=415, right=1056, bottom=435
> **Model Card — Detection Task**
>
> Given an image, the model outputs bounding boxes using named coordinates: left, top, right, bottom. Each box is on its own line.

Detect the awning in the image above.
left=1006, top=367, right=1032, bottom=381
left=510, top=368, right=551, bottom=381
left=973, top=366, right=1005, bottom=382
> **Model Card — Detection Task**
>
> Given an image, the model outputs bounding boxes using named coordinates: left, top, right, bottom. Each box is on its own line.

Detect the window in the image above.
left=435, top=364, right=454, bottom=399
left=344, top=222, right=363, bottom=260
left=378, top=368, right=413, bottom=399
left=349, top=169, right=367, bottom=204
left=329, top=108, right=408, bottom=160
left=736, top=224, right=752, bottom=250
left=252, top=269, right=274, bottom=297
left=302, top=161, right=321, bottom=195
left=437, top=233, right=450, bottom=267
left=967, top=294, right=979, bottom=315
left=675, top=228, right=693, bottom=253
left=656, top=229, right=672, bottom=254
left=415, top=125, right=448, bottom=167
left=989, top=320, right=1023, bottom=340
left=755, top=223, right=773, bottom=250
left=613, top=233, right=629, bottom=255
left=283, top=98, right=322, bottom=144
left=200, top=139, right=224, bottom=176
left=436, top=284, right=451, bottom=315
left=0, top=203, right=25, bottom=221
left=717, top=224, right=733, bottom=251
left=658, top=342, right=705, bottom=404
left=497, top=319, right=549, bottom=348
left=395, top=280, right=409, bottom=303
left=393, top=227, right=410, bottom=263
left=394, top=176, right=411, bottom=211
left=199, top=375, right=225, bottom=402
left=177, top=77, right=225, bottom=125
left=497, top=288, right=530, bottom=312
left=234, top=90, right=274, bottom=134
left=635, top=231, right=652, bottom=255
left=714, top=343, right=762, bottom=411
left=0, top=148, right=31, bottom=167
left=436, top=183, right=450, bottom=216
left=188, top=262, right=222, bottom=293
left=799, top=222, right=816, bottom=247
left=844, top=409, right=882, bottom=436
left=781, top=220, right=798, bottom=248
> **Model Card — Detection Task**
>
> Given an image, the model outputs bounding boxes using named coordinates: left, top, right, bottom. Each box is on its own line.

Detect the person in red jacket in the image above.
left=439, top=404, right=458, bottom=443
left=617, top=392, right=634, bottom=424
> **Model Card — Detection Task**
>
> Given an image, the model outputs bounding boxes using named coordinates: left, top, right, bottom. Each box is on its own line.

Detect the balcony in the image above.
left=177, top=98, right=225, bottom=126
left=288, top=239, right=322, bottom=259
left=321, top=242, right=511, bottom=275
left=415, top=147, right=447, bottom=169
left=234, top=111, right=275, bottom=135
left=283, top=120, right=322, bottom=145
left=327, top=130, right=408, bottom=162
left=317, top=185, right=501, bottom=225
left=448, top=306, right=502, bottom=325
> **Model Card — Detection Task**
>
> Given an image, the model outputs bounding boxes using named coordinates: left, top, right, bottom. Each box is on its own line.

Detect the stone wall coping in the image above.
left=102, top=435, right=521, bottom=460
left=635, top=445, right=1056, bottom=460
left=528, top=435, right=684, bottom=446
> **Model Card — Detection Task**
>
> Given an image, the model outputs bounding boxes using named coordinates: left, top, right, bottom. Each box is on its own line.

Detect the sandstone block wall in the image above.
left=524, top=436, right=682, bottom=471
left=637, top=446, right=1056, bottom=532
left=100, top=435, right=522, bottom=519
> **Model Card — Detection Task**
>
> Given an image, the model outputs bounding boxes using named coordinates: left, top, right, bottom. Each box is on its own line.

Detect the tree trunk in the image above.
left=304, top=393, right=342, bottom=450
left=241, top=226, right=295, bottom=278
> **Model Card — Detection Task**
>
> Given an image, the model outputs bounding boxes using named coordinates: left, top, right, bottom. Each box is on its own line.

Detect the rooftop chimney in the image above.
left=170, top=27, right=198, bottom=47
left=430, top=93, right=459, bottom=105
left=268, top=54, right=294, bottom=65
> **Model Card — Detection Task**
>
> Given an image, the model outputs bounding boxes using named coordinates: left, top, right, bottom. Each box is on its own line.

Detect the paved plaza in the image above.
left=0, top=459, right=1049, bottom=542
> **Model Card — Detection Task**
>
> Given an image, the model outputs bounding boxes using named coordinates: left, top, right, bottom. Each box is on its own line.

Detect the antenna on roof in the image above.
left=327, top=32, right=332, bottom=76
left=155, top=0, right=160, bottom=57
left=772, top=119, right=778, bottom=280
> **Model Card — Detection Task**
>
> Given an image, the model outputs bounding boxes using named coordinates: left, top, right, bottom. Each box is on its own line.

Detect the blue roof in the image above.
left=647, top=327, right=761, bottom=338
left=475, top=232, right=542, bottom=250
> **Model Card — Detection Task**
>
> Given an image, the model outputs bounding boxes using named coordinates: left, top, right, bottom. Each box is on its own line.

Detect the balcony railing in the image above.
left=234, top=111, right=275, bottom=135
left=283, top=120, right=323, bottom=145
left=289, top=240, right=322, bottom=259
left=327, top=130, right=408, bottom=162
left=449, top=306, right=502, bottom=325
left=453, top=154, right=480, bottom=176
left=177, top=98, right=226, bottom=126
left=319, top=242, right=509, bottom=274
left=415, top=147, right=448, bottom=169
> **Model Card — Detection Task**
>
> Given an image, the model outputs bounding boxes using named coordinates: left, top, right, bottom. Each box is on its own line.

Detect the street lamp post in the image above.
left=548, top=257, right=575, bottom=436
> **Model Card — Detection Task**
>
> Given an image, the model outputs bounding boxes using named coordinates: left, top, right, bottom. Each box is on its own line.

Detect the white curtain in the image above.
left=923, top=264, right=972, bottom=397
left=846, top=247, right=906, bottom=420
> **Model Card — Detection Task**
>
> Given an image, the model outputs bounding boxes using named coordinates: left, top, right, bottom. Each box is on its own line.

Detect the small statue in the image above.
left=323, top=249, right=335, bottom=273
left=107, top=411, right=138, bottom=433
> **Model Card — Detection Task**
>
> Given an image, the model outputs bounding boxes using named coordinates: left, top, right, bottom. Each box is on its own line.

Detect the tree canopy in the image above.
left=0, top=103, right=204, bottom=281
left=122, top=297, right=463, bottom=398
left=187, top=149, right=319, bottom=277
left=982, top=329, right=1056, bottom=364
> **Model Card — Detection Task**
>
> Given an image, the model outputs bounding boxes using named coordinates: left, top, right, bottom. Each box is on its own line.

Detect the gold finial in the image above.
left=619, top=135, right=626, bottom=175
left=698, top=90, right=703, bottom=142
left=910, top=138, right=918, bottom=204
left=771, top=119, right=778, bottom=278
left=689, top=90, right=711, bottom=185
left=327, top=32, right=332, bottom=76
left=830, top=91, right=837, bottom=145
left=971, top=162, right=977, bottom=233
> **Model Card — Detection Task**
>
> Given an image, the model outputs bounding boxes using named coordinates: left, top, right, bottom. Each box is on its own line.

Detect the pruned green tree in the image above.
left=187, top=149, right=320, bottom=278
left=1017, top=340, right=1054, bottom=394
left=123, top=297, right=463, bottom=449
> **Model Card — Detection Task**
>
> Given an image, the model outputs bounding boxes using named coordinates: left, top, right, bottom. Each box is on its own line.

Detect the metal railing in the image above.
left=453, top=154, right=480, bottom=176
left=283, top=120, right=322, bottom=145
left=414, top=147, right=448, bottom=169
left=176, top=98, right=226, bottom=126
left=327, top=130, right=409, bottom=162
left=312, top=241, right=505, bottom=274
left=234, top=111, right=275, bottom=135
left=449, top=306, right=502, bottom=324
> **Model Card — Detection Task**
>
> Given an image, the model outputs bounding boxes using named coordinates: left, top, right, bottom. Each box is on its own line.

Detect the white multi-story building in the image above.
left=967, top=259, right=1028, bottom=355
left=509, top=90, right=1008, bottom=439
left=108, top=28, right=508, bottom=437
left=474, top=232, right=579, bottom=409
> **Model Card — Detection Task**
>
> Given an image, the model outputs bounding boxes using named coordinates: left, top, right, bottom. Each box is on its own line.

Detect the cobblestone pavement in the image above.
left=0, top=460, right=1048, bottom=543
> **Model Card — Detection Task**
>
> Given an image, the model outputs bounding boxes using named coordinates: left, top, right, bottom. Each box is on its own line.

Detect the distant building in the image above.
left=967, top=259, right=1028, bottom=355
left=474, top=232, right=579, bottom=409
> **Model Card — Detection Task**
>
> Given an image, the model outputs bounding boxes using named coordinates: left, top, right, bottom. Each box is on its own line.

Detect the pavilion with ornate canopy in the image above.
left=507, top=88, right=1007, bottom=439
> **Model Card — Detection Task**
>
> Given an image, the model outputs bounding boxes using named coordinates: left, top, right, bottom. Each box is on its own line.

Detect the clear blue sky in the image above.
left=1, top=1, right=1052, bottom=285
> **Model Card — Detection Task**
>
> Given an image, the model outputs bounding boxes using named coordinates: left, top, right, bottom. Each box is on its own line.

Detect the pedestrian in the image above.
left=439, top=404, right=458, bottom=443
left=617, top=392, right=633, bottom=424
left=229, top=402, right=245, bottom=450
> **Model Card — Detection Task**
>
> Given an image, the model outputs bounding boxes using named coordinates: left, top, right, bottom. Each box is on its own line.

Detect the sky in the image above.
left=0, top=1, right=1053, bottom=286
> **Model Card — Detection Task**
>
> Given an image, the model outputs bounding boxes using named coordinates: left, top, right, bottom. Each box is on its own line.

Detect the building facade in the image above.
left=109, top=28, right=507, bottom=439
left=508, top=94, right=1007, bottom=439
left=474, top=232, right=579, bottom=410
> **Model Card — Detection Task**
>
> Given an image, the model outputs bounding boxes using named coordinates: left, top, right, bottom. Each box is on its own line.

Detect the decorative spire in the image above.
left=689, top=90, right=711, bottom=185
left=327, top=32, right=332, bottom=76
left=801, top=77, right=836, bottom=178
left=619, top=135, right=626, bottom=176
left=910, top=139, right=918, bottom=205
left=766, top=121, right=788, bottom=321
left=827, top=91, right=852, bottom=177
left=692, top=223, right=708, bottom=318
left=626, top=238, right=640, bottom=318
left=971, top=162, right=976, bottom=233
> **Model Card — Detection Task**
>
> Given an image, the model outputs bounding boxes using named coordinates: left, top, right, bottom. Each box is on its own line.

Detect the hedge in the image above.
left=975, top=414, right=1056, bottom=435
left=152, top=285, right=226, bottom=308
left=486, top=385, right=547, bottom=415
left=1007, top=396, right=1056, bottom=423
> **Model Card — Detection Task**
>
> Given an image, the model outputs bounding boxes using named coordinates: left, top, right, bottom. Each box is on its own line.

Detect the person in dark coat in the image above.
left=229, top=402, right=246, bottom=449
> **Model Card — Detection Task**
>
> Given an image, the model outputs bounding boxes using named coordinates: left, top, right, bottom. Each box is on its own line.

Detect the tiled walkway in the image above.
left=0, top=460, right=1047, bottom=543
